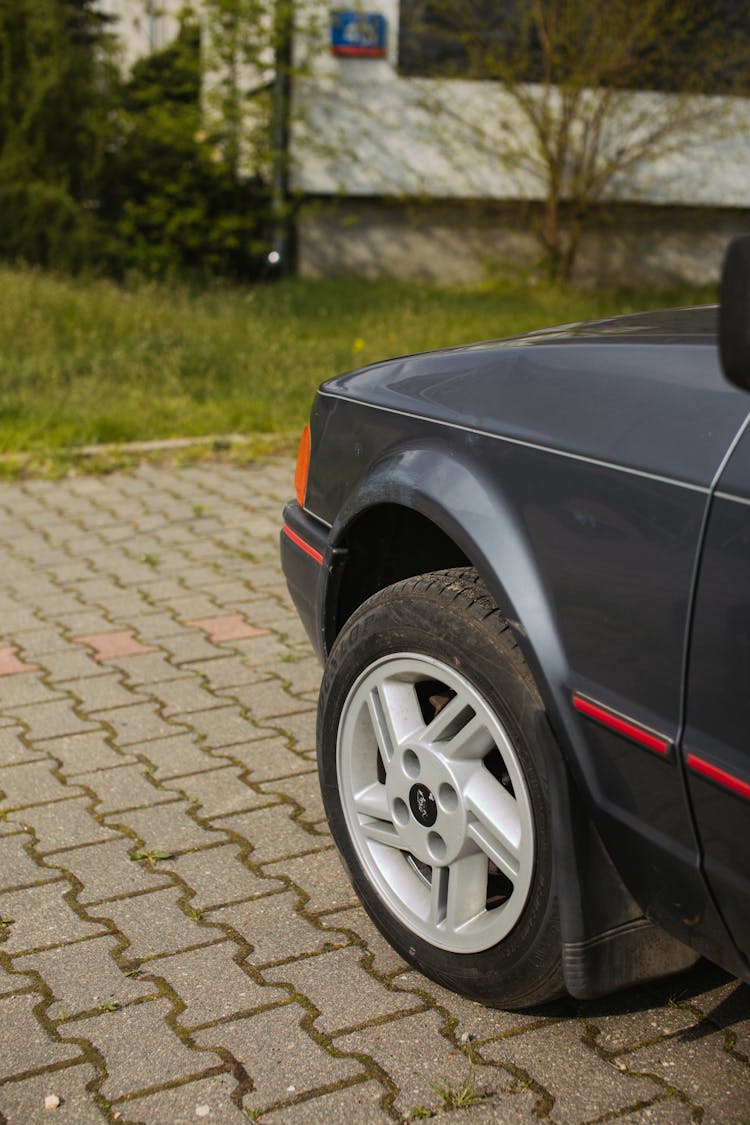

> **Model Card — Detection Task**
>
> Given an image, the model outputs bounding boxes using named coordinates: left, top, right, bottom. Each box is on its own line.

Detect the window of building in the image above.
left=397, top=1, right=750, bottom=96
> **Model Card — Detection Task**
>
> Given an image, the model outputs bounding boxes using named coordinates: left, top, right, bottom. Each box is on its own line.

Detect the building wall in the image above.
left=297, top=198, right=750, bottom=285
left=291, top=1, right=750, bottom=282
left=97, top=0, right=182, bottom=69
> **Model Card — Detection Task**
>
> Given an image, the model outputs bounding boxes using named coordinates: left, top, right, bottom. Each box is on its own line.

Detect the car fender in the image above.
left=325, top=440, right=702, bottom=995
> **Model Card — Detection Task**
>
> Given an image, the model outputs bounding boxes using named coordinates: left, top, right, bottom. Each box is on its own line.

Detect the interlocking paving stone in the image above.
left=0, top=833, right=54, bottom=889
left=137, top=675, right=229, bottom=716
left=228, top=678, right=314, bottom=720
left=0, top=461, right=746, bottom=1125
left=136, top=732, right=232, bottom=779
left=14, top=934, right=156, bottom=1019
left=181, top=704, right=271, bottom=749
left=31, top=732, right=133, bottom=776
left=4, top=629, right=74, bottom=662
left=0, top=726, right=44, bottom=767
left=264, top=848, right=359, bottom=916
left=8, top=798, right=119, bottom=855
left=626, top=1029, right=750, bottom=1123
left=111, top=799, right=226, bottom=853
left=168, top=845, right=284, bottom=909
left=264, top=655, right=322, bottom=694
left=118, top=1072, right=248, bottom=1124
left=272, top=709, right=317, bottom=752
left=105, top=651, right=194, bottom=687
left=75, top=762, right=174, bottom=815
left=0, top=1062, right=105, bottom=1124
left=390, top=968, right=558, bottom=1041
left=39, top=649, right=110, bottom=681
left=0, top=993, right=84, bottom=1078
left=97, top=885, right=216, bottom=962
left=185, top=614, right=270, bottom=643
left=155, top=632, right=232, bottom=663
left=228, top=633, right=291, bottom=668
left=336, top=1008, right=506, bottom=1119
left=57, top=672, right=142, bottom=713
left=611, top=1101, right=697, bottom=1123
left=0, top=760, right=79, bottom=809
left=480, top=1019, right=665, bottom=1122
left=120, top=612, right=192, bottom=642
left=0, top=880, right=105, bottom=953
left=150, top=941, right=289, bottom=1027
left=258, top=770, right=326, bottom=824
left=194, top=1002, right=364, bottom=1114
left=264, top=946, right=421, bottom=1034
left=56, top=838, right=170, bottom=904
left=0, top=962, right=34, bottom=998
left=90, top=700, right=189, bottom=746
left=148, top=594, right=219, bottom=620
left=260, top=1081, right=390, bottom=1124
left=58, top=998, right=220, bottom=1100
left=315, top=907, right=411, bottom=978
left=217, top=804, right=323, bottom=863
left=0, top=673, right=61, bottom=708
left=2, top=697, right=97, bottom=742
left=0, top=609, right=45, bottom=634
left=189, top=656, right=272, bottom=691
left=210, top=891, right=340, bottom=965
left=220, top=733, right=312, bottom=779
left=161, top=766, right=275, bottom=818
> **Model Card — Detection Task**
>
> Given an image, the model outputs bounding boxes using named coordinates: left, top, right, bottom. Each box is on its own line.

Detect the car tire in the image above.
left=317, top=567, right=564, bottom=1008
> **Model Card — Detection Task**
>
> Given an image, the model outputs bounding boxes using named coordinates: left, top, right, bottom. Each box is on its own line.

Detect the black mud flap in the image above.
left=535, top=712, right=698, bottom=1000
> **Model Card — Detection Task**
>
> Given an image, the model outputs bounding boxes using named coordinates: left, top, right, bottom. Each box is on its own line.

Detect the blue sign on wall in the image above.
left=331, top=11, right=387, bottom=57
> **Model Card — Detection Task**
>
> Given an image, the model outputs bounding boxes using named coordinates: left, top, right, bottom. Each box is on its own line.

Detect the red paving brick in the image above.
left=185, top=613, right=270, bottom=643
left=0, top=647, right=38, bottom=676
left=73, top=630, right=159, bottom=660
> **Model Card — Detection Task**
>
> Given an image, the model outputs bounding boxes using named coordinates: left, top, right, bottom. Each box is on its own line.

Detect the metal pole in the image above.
left=269, top=0, right=293, bottom=275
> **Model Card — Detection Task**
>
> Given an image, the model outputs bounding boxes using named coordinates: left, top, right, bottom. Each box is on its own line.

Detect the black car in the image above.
left=280, top=238, right=750, bottom=1009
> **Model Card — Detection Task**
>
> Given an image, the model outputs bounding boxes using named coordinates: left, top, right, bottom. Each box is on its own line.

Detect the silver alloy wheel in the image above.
left=337, top=652, right=536, bottom=954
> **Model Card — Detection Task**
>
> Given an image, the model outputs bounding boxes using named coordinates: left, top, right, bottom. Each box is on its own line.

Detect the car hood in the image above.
left=320, top=306, right=750, bottom=488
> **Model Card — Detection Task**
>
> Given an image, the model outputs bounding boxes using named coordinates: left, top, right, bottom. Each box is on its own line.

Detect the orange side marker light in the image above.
left=295, top=424, right=311, bottom=507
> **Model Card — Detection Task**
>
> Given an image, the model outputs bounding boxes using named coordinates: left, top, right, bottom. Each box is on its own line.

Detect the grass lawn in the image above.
left=0, top=265, right=716, bottom=467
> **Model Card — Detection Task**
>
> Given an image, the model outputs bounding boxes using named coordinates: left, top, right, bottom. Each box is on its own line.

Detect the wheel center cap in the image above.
left=409, top=783, right=437, bottom=827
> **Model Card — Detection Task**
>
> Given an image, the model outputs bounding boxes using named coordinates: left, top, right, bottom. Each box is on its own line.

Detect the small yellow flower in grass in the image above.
left=352, top=337, right=365, bottom=354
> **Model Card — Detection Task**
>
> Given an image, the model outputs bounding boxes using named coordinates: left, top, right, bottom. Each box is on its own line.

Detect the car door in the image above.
left=682, top=418, right=750, bottom=960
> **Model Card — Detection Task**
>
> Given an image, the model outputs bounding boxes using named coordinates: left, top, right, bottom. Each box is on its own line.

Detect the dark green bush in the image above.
left=0, top=4, right=271, bottom=280
left=103, top=20, right=270, bottom=281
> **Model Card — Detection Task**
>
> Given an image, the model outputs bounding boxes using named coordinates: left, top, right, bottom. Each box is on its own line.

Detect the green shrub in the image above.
left=103, top=19, right=270, bottom=281
left=0, top=0, right=114, bottom=272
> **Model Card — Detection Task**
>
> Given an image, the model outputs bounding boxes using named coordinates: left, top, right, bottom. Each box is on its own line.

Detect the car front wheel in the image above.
left=317, top=567, right=563, bottom=1008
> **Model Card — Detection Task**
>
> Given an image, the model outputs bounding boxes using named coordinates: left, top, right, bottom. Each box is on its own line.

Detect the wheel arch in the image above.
left=322, top=442, right=568, bottom=721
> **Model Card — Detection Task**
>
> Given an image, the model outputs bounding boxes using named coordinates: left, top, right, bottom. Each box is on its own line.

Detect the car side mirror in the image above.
left=720, top=235, right=750, bottom=391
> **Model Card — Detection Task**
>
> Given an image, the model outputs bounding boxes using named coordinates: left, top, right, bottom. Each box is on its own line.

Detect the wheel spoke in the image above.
left=428, top=705, right=496, bottom=761
left=354, top=781, right=400, bottom=848
left=428, top=864, right=449, bottom=926
left=464, top=769, right=523, bottom=882
left=366, top=686, right=396, bottom=766
left=353, top=781, right=390, bottom=821
left=367, top=677, right=422, bottom=760
left=445, top=852, right=490, bottom=930
left=359, top=817, right=401, bottom=848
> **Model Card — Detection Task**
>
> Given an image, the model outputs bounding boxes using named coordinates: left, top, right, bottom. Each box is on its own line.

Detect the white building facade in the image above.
left=291, top=0, right=750, bottom=283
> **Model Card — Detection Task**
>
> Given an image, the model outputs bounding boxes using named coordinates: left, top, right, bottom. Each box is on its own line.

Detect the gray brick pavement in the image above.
left=0, top=459, right=747, bottom=1124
